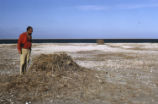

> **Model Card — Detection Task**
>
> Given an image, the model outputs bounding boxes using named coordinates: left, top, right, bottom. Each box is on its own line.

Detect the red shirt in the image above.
left=17, top=32, right=32, bottom=52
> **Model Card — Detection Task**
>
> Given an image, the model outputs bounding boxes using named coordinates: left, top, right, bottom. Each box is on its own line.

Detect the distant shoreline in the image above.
left=0, top=39, right=158, bottom=44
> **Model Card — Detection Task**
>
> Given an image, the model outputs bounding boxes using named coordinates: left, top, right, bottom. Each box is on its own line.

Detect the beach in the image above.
left=0, top=43, right=158, bottom=104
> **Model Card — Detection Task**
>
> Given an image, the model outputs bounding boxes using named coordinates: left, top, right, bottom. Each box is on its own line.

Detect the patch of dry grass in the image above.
left=0, top=53, right=107, bottom=103
left=1, top=44, right=158, bottom=104
left=106, top=43, right=158, bottom=51
left=95, top=52, right=137, bottom=60
left=76, top=50, right=102, bottom=54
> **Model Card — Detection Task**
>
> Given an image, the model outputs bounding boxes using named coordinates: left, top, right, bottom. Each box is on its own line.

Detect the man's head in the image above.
left=27, top=26, right=33, bottom=35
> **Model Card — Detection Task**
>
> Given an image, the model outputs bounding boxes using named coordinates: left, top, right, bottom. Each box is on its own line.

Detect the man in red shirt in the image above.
left=17, top=26, right=33, bottom=75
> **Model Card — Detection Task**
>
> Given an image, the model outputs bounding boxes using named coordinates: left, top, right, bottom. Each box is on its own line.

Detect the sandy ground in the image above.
left=0, top=43, right=158, bottom=104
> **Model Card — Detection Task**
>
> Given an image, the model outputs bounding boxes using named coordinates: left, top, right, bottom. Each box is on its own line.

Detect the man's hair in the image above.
left=27, top=26, right=33, bottom=31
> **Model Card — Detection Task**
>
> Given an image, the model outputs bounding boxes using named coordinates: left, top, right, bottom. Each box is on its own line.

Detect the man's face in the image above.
left=27, top=28, right=33, bottom=35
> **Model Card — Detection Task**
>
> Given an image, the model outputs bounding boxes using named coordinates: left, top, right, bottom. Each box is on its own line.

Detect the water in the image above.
left=0, top=39, right=158, bottom=44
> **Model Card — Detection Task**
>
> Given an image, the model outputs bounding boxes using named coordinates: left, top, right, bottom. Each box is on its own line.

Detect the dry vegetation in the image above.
left=0, top=43, right=158, bottom=104
left=0, top=53, right=108, bottom=104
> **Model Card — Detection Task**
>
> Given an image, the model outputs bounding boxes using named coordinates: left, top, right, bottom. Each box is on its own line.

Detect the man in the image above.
left=17, top=26, right=33, bottom=75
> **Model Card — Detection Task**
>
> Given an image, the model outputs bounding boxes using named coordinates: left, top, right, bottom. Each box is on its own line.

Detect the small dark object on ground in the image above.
left=96, top=39, right=104, bottom=45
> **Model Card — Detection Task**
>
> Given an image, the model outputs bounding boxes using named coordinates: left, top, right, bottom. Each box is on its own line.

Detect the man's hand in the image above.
left=30, top=48, right=32, bottom=54
left=18, top=50, right=21, bottom=54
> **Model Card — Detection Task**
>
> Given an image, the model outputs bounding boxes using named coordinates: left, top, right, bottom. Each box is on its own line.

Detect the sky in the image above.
left=0, top=0, right=158, bottom=39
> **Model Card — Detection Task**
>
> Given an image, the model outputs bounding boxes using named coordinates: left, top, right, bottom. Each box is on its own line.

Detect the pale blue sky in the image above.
left=0, top=0, right=158, bottom=39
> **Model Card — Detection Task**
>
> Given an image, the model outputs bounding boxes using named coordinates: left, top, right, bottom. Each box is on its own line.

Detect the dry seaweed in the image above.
left=0, top=53, right=105, bottom=104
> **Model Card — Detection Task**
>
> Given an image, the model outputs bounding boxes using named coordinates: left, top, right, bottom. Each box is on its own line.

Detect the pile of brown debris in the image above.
left=0, top=53, right=106, bottom=104
left=29, top=53, right=82, bottom=73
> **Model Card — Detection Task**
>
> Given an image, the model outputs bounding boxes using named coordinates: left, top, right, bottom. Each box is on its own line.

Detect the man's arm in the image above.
left=30, top=36, right=32, bottom=53
left=17, top=35, right=22, bottom=54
